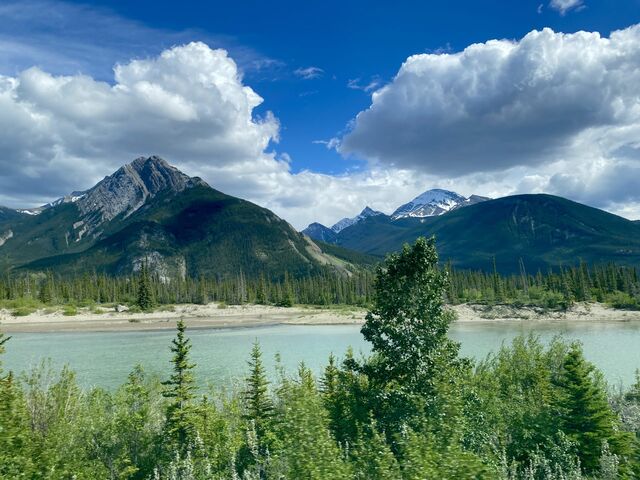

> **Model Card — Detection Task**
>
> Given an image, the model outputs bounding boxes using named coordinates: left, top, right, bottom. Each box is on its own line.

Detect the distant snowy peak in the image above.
left=331, top=206, right=384, bottom=233
left=391, top=189, right=489, bottom=219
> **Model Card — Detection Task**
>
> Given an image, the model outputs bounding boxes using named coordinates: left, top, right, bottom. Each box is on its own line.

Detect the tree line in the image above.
left=1, top=258, right=639, bottom=313
left=2, top=238, right=640, bottom=478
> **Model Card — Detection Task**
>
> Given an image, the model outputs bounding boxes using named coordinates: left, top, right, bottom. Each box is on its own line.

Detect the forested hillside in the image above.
left=326, top=194, right=640, bottom=273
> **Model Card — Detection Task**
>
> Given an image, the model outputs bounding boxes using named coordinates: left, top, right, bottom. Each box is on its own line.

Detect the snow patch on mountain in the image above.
left=391, top=189, right=489, bottom=219
left=331, top=206, right=384, bottom=233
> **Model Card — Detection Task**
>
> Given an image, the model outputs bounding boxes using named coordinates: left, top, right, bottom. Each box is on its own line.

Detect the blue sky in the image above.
left=1, top=0, right=640, bottom=227
left=33, top=0, right=640, bottom=175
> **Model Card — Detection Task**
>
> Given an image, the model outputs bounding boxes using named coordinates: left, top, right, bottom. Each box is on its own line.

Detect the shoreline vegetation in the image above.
left=2, top=301, right=640, bottom=333
left=3, top=238, right=640, bottom=478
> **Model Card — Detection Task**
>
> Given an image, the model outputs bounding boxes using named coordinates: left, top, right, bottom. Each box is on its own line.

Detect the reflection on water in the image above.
left=3, top=320, right=640, bottom=389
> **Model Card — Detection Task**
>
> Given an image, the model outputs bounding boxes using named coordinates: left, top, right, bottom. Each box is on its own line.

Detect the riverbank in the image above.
left=1, top=302, right=639, bottom=333
left=0, top=304, right=366, bottom=333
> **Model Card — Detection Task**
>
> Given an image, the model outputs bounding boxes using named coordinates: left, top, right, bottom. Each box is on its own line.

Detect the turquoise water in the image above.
left=2, top=321, right=640, bottom=390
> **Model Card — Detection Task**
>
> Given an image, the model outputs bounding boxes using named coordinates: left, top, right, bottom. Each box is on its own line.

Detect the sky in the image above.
left=1, top=0, right=640, bottom=228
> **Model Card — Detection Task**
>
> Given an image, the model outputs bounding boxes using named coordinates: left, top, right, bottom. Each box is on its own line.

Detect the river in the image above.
left=2, top=320, right=640, bottom=390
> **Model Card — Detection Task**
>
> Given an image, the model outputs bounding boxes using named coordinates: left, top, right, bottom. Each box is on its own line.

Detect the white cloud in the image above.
left=3, top=23, right=640, bottom=231
left=347, top=77, right=381, bottom=92
left=0, top=42, right=280, bottom=203
left=312, top=138, right=341, bottom=150
left=334, top=25, right=640, bottom=221
left=0, top=40, right=439, bottom=229
left=294, top=66, right=324, bottom=80
left=339, top=25, right=640, bottom=218
left=549, top=0, right=584, bottom=15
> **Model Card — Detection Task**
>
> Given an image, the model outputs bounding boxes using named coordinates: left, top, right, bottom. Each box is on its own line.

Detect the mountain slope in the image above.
left=337, top=194, right=640, bottom=273
left=1, top=157, right=353, bottom=278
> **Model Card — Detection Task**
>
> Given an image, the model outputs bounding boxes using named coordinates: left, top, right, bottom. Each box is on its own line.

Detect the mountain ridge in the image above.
left=0, top=156, right=354, bottom=278
left=302, top=188, right=489, bottom=242
left=334, top=193, right=640, bottom=273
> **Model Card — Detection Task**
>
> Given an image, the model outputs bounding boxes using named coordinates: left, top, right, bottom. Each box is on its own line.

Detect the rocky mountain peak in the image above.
left=74, top=156, right=208, bottom=238
left=331, top=206, right=385, bottom=233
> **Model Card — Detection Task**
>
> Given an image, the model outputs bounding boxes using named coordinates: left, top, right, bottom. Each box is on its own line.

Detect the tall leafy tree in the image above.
left=361, top=236, right=459, bottom=391
left=359, top=237, right=463, bottom=434
left=162, top=319, right=197, bottom=451
left=0, top=332, right=33, bottom=476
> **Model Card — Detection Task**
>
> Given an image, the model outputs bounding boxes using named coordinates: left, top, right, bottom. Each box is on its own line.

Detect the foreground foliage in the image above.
left=1, top=238, right=640, bottom=479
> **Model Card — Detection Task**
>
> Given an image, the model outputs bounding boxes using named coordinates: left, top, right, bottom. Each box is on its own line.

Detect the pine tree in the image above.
left=38, top=272, right=54, bottom=304
left=242, top=341, right=274, bottom=440
left=0, top=332, right=33, bottom=476
left=351, top=421, right=401, bottom=479
left=136, top=262, right=154, bottom=311
left=554, top=345, right=633, bottom=474
left=162, top=319, right=197, bottom=451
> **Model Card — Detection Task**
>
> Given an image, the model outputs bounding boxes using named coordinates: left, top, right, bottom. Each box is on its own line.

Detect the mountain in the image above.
left=391, top=189, right=489, bottom=219
left=302, top=223, right=338, bottom=243
left=331, top=206, right=385, bottom=233
left=301, top=206, right=384, bottom=243
left=335, top=194, right=640, bottom=273
left=302, top=189, right=486, bottom=244
left=0, top=156, right=353, bottom=278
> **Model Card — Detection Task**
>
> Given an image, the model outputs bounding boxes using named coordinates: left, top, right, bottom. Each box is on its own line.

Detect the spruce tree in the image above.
left=554, top=345, right=633, bottom=474
left=242, top=341, right=274, bottom=440
left=162, top=319, right=197, bottom=451
left=136, top=262, right=154, bottom=311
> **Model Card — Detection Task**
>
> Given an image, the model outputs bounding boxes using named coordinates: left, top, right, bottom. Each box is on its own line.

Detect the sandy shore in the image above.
left=0, top=304, right=366, bottom=333
left=1, top=302, right=639, bottom=333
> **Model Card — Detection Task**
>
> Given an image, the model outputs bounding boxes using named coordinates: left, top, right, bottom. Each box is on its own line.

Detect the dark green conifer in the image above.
left=162, top=319, right=197, bottom=451
left=554, top=345, right=633, bottom=474
left=242, top=341, right=274, bottom=440
left=136, top=262, right=154, bottom=311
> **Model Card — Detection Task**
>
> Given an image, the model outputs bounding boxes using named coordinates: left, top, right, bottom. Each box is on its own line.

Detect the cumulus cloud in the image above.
left=294, top=66, right=324, bottom=79
left=0, top=42, right=279, bottom=203
left=0, top=39, right=439, bottom=229
left=549, top=0, right=584, bottom=15
left=341, top=25, right=640, bottom=178
left=3, top=21, right=640, bottom=229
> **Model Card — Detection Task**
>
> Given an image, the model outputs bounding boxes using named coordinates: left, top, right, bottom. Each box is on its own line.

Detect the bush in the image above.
left=63, top=305, right=78, bottom=316
left=11, top=306, right=36, bottom=317
left=606, top=291, right=639, bottom=310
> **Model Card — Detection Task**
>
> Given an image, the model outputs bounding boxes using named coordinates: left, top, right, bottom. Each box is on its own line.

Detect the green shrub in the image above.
left=606, top=291, right=639, bottom=310
left=11, top=306, right=36, bottom=317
